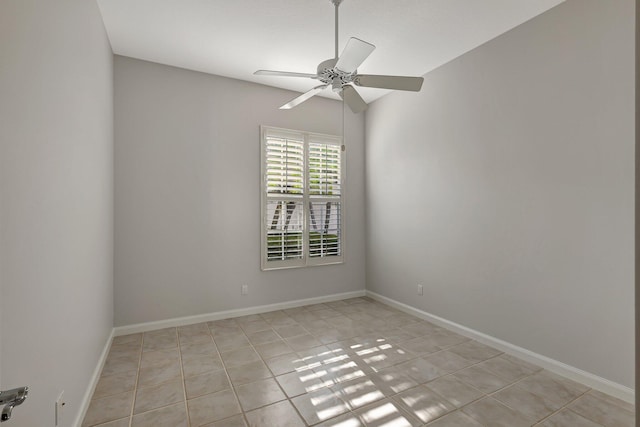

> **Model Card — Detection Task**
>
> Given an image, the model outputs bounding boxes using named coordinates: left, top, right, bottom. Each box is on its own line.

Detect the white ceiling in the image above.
left=97, top=0, right=565, bottom=104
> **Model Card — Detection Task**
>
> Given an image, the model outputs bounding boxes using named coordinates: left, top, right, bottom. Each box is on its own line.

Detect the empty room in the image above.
left=0, top=0, right=635, bottom=426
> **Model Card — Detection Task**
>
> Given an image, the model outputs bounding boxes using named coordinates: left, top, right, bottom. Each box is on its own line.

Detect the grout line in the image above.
left=175, top=328, right=191, bottom=427
left=530, top=389, right=593, bottom=426
left=128, top=335, right=143, bottom=427
left=207, top=320, right=253, bottom=426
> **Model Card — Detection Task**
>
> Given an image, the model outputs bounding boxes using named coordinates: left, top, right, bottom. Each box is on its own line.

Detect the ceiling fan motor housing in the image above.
left=317, top=58, right=355, bottom=91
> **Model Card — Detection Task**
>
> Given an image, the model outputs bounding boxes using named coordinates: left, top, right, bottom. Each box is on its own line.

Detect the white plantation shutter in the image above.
left=265, top=200, right=304, bottom=261
left=308, top=142, right=341, bottom=196
left=265, top=136, right=304, bottom=195
left=261, top=126, right=344, bottom=270
left=308, top=201, right=341, bottom=258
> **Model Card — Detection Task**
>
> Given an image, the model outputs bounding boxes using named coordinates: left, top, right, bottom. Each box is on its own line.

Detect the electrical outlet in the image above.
left=417, top=284, right=423, bottom=295
left=241, top=285, right=248, bottom=295
left=55, top=391, right=65, bottom=426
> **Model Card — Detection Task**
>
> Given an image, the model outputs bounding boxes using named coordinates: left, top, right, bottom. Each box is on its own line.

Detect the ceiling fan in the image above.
left=254, top=0, right=424, bottom=113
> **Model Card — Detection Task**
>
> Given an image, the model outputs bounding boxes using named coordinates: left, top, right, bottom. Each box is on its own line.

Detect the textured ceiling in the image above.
left=97, top=0, right=565, bottom=103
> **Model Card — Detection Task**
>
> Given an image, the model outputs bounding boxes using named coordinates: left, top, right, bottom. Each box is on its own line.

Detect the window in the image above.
left=261, top=126, right=344, bottom=270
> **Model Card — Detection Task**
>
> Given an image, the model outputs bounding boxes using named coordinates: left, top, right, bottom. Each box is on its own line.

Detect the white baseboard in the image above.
left=114, top=290, right=367, bottom=336
left=73, top=328, right=114, bottom=427
left=366, top=290, right=635, bottom=404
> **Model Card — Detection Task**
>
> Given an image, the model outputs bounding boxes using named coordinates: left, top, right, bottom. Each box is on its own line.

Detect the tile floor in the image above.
left=83, top=297, right=635, bottom=427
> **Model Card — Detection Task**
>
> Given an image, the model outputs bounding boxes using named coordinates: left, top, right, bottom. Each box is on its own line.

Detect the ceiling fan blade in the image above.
left=280, top=85, right=328, bottom=109
left=354, top=74, right=424, bottom=92
left=254, top=70, right=318, bottom=79
left=340, top=85, right=368, bottom=114
left=335, top=37, right=376, bottom=74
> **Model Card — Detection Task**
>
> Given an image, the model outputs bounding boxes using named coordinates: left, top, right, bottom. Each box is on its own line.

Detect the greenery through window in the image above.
left=261, top=127, right=343, bottom=270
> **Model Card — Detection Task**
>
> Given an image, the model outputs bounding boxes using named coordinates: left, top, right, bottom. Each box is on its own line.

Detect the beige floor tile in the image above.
left=365, top=368, right=419, bottom=397
left=323, top=317, right=354, bottom=329
left=286, top=334, right=323, bottom=351
left=108, top=344, right=141, bottom=359
left=241, top=320, right=272, bottom=334
left=227, top=361, right=273, bottom=385
left=424, top=329, right=469, bottom=349
left=446, top=340, right=502, bottom=363
left=246, top=329, right=280, bottom=346
left=235, top=378, right=287, bottom=411
left=178, top=322, right=209, bottom=334
left=82, top=391, right=133, bottom=427
left=297, top=344, right=332, bottom=361
left=178, top=332, right=212, bottom=345
left=400, top=337, right=442, bottom=356
left=422, top=351, right=474, bottom=374
left=477, top=354, right=540, bottom=382
left=539, top=408, right=602, bottom=427
left=134, top=379, right=184, bottom=414
left=354, top=399, right=422, bottom=427
left=94, top=418, right=130, bottom=427
left=316, top=328, right=352, bottom=345
left=264, top=352, right=307, bottom=376
left=102, top=353, right=140, bottom=377
left=274, top=324, right=309, bottom=338
left=214, top=333, right=251, bottom=352
left=188, top=389, right=241, bottom=426
left=314, top=360, right=367, bottom=385
left=93, top=371, right=137, bottom=399
left=137, top=358, right=182, bottom=388
left=588, top=389, right=635, bottom=412
left=245, top=400, right=305, bottom=427
left=140, top=348, right=180, bottom=368
left=265, top=315, right=298, bottom=327
left=516, top=370, right=589, bottom=406
left=131, top=402, right=187, bottom=427
left=184, top=370, right=231, bottom=399
left=331, top=378, right=386, bottom=410
left=203, top=414, right=247, bottom=427
left=401, top=321, right=440, bottom=337
left=276, top=370, right=326, bottom=397
left=254, top=340, right=293, bottom=359
left=461, top=397, right=531, bottom=427
left=392, top=385, right=456, bottom=424
left=113, top=333, right=143, bottom=346
left=143, top=331, right=178, bottom=352
left=180, top=340, right=218, bottom=361
left=314, top=412, right=364, bottom=426
left=381, top=328, right=422, bottom=343
left=209, top=324, right=243, bottom=337
left=315, top=308, right=342, bottom=319
left=423, top=410, right=483, bottom=426
left=453, top=365, right=511, bottom=394
left=569, top=392, right=635, bottom=427
left=291, top=387, right=350, bottom=425
left=220, top=347, right=261, bottom=368
left=493, top=384, right=561, bottom=422
left=236, top=314, right=264, bottom=324
left=395, top=358, right=444, bottom=384
left=425, top=375, right=483, bottom=408
left=182, top=354, right=224, bottom=378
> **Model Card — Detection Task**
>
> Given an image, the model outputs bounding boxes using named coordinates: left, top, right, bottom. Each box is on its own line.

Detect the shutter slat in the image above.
left=308, top=201, right=341, bottom=258
left=308, top=142, right=341, bottom=197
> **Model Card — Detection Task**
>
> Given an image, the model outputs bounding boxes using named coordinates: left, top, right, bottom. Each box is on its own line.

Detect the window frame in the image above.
left=260, top=126, right=345, bottom=271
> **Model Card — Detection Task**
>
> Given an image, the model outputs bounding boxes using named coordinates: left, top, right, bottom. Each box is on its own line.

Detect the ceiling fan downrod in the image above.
left=331, top=0, right=343, bottom=59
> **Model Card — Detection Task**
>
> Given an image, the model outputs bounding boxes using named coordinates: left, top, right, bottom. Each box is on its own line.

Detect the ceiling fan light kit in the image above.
left=254, top=0, right=424, bottom=113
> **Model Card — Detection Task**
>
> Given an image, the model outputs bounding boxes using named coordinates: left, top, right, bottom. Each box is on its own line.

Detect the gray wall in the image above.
left=0, top=0, right=114, bottom=425
left=114, top=57, right=366, bottom=326
left=366, top=0, right=634, bottom=388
